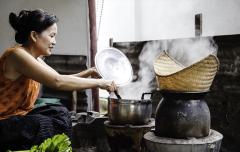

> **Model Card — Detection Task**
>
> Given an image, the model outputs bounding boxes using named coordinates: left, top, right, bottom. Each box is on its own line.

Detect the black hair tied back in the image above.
left=9, top=9, right=58, bottom=44
left=9, top=10, right=30, bottom=44
left=9, top=12, right=20, bottom=31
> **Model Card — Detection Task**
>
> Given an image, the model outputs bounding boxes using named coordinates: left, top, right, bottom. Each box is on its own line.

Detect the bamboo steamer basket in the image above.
left=153, top=51, right=219, bottom=92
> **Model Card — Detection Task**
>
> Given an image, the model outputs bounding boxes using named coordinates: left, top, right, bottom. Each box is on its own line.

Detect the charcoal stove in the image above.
left=71, top=111, right=110, bottom=152
left=104, top=119, right=154, bottom=152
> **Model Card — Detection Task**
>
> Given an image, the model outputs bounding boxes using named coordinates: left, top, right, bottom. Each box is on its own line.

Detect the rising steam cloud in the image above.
left=117, top=37, right=218, bottom=100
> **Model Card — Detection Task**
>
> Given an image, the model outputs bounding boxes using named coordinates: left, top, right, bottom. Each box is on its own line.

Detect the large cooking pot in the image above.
left=155, top=91, right=210, bottom=138
left=108, top=93, right=152, bottom=125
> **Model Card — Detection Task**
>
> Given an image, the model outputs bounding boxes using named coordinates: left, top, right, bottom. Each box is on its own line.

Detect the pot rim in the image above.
left=160, top=90, right=209, bottom=99
left=108, top=97, right=152, bottom=104
left=160, top=90, right=210, bottom=94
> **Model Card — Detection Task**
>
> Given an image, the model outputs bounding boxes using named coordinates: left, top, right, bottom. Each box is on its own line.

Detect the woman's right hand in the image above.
left=98, top=79, right=117, bottom=92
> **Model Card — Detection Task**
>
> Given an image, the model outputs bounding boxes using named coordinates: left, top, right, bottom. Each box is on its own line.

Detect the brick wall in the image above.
left=207, top=35, right=240, bottom=152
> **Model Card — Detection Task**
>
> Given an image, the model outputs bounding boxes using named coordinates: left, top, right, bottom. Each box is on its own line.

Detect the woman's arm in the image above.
left=37, top=57, right=59, bottom=74
left=7, top=48, right=116, bottom=91
left=38, top=58, right=98, bottom=78
left=71, top=67, right=99, bottom=78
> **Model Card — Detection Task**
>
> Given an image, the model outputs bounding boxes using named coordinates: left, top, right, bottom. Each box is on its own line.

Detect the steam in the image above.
left=167, top=38, right=218, bottom=67
left=117, top=37, right=218, bottom=100
left=118, top=41, right=163, bottom=99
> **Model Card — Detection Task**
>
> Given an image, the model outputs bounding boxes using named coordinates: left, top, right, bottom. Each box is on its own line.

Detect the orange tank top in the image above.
left=0, top=47, right=40, bottom=120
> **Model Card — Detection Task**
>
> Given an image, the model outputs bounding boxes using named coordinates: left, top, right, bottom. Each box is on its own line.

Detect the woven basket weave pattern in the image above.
left=154, top=52, right=219, bottom=92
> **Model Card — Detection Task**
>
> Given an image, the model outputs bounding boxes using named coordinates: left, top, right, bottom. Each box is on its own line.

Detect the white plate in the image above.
left=95, top=47, right=133, bottom=86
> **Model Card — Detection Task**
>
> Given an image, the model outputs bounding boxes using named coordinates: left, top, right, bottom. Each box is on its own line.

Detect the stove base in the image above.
left=144, top=129, right=223, bottom=152
left=104, top=119, right=155, bottom=152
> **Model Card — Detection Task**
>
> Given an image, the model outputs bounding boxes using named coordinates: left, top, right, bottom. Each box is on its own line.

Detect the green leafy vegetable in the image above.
left=8, top=133, right=72, bottom=152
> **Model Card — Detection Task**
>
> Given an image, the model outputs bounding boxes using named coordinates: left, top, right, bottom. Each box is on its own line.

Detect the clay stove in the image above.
left=104, top=119, right=154, bottom=152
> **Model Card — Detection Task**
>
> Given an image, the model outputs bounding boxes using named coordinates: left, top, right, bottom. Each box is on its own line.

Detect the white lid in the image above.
left=95, top=47, right=133, bottom=86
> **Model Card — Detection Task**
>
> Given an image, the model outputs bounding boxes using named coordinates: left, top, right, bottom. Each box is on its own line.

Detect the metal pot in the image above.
left=108, top=93, right=152, bottom=125
left=155, top=91, right=210, bottom=138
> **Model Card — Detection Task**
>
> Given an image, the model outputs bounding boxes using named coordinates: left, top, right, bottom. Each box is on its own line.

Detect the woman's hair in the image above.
left=9, top=9, right=58, bottom=44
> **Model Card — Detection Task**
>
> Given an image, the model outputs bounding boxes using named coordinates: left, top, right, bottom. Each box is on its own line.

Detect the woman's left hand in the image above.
left=88, top=67, right=101, bottom=78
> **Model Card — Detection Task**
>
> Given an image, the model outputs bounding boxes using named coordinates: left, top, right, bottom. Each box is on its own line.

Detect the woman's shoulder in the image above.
left=2, top=45, right=35, bottom=72
left=4, top=46, right=33, bottom=61
left=8, top=45, right=26, bottom=52
left=1, top=46, right=19, bottom=62
left=3, top=45, right=25, bottom=57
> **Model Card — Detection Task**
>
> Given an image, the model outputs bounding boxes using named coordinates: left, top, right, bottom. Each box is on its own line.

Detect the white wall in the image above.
left=97, top=0, right=240, bottom=47
left=96, top=0, right=135, bottom=50
left=0, top=0, right=90, bottom=55
left=135, top=0, right=240, bottom=41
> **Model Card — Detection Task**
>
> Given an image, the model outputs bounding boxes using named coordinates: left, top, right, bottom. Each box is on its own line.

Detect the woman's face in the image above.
left=35, top=23, right=58, bottom=56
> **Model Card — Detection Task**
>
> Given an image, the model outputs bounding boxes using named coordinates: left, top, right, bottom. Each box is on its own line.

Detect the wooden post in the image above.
left=195, top=13, right=202, bottom=37
left=109, top=37, right=113, bottom=47
left=88, top=0, right=99, bottom=112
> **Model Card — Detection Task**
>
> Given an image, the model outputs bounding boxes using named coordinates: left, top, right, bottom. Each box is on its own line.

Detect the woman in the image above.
left=0, top=9, right=117, bottom=150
